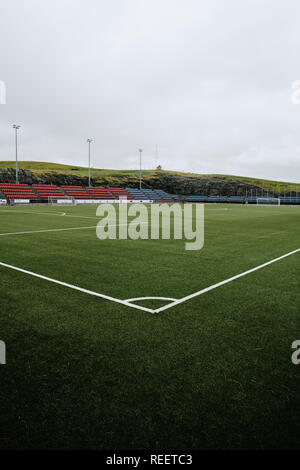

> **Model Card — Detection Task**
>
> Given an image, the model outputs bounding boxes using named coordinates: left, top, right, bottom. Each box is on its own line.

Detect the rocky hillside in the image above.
left=0, top=165, right=299, bottom=196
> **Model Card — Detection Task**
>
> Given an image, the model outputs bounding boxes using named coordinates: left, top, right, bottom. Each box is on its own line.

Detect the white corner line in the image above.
left=153, top=247, right=300, bottom=313
left=0, top=261, right=154, bottom=314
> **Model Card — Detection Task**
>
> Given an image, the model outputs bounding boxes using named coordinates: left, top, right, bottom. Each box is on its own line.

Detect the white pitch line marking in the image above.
left=0, top=261, right=154, bottom=313
left=0, top=209, right=67, bottom=216
left=154, top=247, right=300, bottom=313
left=0, top=226, right=97, bottom=236
left=0, top=210, right=100, bottom=220
left=0, top=209, right=102, bottom=219
left=0, top=249, right=299, bottom=315
left=0, top=222, right=148, bottom=237
left=125, top=296, right=177, bottom=302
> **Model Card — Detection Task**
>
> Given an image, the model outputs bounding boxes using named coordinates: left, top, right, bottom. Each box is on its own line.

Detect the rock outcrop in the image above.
left=0, top=168, right=283, bottom=196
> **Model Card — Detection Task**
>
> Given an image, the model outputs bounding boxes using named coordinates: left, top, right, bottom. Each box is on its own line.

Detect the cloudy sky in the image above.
left=0, top=0, right=300, bottom=181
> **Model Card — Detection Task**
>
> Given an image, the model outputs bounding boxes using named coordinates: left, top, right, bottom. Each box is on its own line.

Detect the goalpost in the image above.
left=48, top=196, right=74, bottom=206
left=256, top=197, right=280, bottom=206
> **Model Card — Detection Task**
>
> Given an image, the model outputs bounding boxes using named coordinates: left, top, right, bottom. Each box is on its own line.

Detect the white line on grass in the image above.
left=0, top=222, right=148, bottom=237
left=1, top=247, right=299, bottom=314
left=154, top=247, right=300, bottom=313
left=125, top=296, right=177, bottom=302
left=0, top=209, right=100, bottom=219
left=0, top=209, right=155, bottom=221
left=0, top=209, right=66, bottom=216
left=0, top=261, right=154, bottom=313
left=0, top=226, right=97, bottom=236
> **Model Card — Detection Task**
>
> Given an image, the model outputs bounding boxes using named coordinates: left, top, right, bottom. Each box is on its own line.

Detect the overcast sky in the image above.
left=0, top=0, right=300, bottom=182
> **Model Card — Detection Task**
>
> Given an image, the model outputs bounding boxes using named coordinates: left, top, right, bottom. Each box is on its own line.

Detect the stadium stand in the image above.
left=108, top=187, right=133, bottom=199
left=125, top=188, right=148, bottom=200
left=32, top=184, right=67, bottom=200
left=247, top=196, right=258, bottom=203
left=1, top=181, right=299, bottom=206
left=61, top=185, right=92, bottom=199
left=185, top=195, right=208, bottom=202
left=154, top=189, right=173, bottom=200
left=0, top=183, right=39, bottom=201
left=142, top=189, right=160, bottom=200
left=280, top=197, right=300, bottom=204
left=228, top=196, right=245, bottom=203
left=86, top=187, right=115, bottom=199
left=207, top=196, right=227, bottom=203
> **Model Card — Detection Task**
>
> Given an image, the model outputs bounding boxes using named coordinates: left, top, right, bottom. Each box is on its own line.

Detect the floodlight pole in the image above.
left=139, top=148, right=143, bottom=190
left=13, top=125, right=20, bottom=184
left=87, top=139, right=93, bottom=187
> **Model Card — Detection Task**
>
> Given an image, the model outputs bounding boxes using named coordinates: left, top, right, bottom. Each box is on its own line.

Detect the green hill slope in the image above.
left=0, top=161, right=299, bottom=195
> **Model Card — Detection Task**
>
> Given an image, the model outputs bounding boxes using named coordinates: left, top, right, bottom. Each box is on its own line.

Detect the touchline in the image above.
left=96, top=202, right=204, bottom=251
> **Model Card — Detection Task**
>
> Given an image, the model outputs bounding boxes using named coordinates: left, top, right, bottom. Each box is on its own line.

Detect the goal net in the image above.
left=256, top=197, right=280, bottom=206
left=48, top=196, right=74, bottom=205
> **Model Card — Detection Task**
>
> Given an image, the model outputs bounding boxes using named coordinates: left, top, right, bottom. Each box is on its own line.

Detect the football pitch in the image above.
left=0, top=203, right=300, bottom=449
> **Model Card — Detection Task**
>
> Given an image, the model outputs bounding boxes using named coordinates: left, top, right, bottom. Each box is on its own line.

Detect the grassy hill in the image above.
left=0, top=160, right=183, bottom=178
left=0, top=160, right=299, bottom=194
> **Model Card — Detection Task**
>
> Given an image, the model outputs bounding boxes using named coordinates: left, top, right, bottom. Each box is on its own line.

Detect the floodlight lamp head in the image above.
left=13, top=124, right=20, bottom=129
left=139, top=148, right=143, bottom=153
left=87, top=138, right=93, bottom=143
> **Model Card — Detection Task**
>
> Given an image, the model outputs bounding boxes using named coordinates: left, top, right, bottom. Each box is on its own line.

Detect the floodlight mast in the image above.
left=139, top=148, right=143, bottom=190
left=13, top=125, right=20, bottom=184
left=87, top=139, right=93, bottom=187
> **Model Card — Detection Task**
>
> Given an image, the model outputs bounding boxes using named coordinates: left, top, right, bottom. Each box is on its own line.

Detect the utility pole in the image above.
left=87, top=138, right=93, bottom=187
left=139, top=148, right=143, bottom=190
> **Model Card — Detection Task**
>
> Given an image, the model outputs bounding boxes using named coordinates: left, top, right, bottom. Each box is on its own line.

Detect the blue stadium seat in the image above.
left=229, top=196, right=245, bottom=203
left=125, top=188, right=148, bottom=200
left=142, top=189, right=160, bottom=200
left=185, top=195, right=207, bottom=202
left=154, top=189, right=172, bottom=200
left=280, top=197, right=300, bottom=204
left=207, top=196, right=227, bottom=202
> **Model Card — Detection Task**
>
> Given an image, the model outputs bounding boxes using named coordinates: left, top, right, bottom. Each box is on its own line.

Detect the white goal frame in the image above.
left=48, top=196, right=74, bottom=205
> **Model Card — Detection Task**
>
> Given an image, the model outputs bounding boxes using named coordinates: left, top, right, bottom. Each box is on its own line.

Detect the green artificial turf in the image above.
left=0, top=203, right=299, bottom=449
